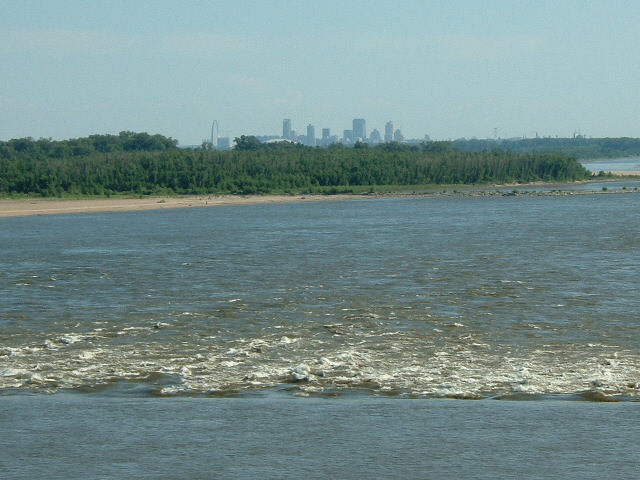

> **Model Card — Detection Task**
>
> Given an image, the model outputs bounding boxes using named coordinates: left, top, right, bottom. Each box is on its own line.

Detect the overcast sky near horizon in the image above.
left=2, top=1, right=639, bottom=145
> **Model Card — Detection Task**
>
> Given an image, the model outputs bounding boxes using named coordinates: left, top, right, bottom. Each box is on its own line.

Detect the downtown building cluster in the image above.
left=204, top=118, right=413, bottom=150
left=281, top=118, right=405, bottom=147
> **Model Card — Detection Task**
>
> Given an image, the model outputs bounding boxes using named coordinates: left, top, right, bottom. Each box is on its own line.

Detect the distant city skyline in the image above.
left=207, top=112, right=612, bottom=150
left=277, top=117, right=404, bottom=147
left=208, top=117, right=409, bottom=149
left=210, top=115, right=595, bottom=149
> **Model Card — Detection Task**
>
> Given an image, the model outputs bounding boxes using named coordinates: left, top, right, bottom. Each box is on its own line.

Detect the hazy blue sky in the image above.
left=2, top=1, right=639, bottom=145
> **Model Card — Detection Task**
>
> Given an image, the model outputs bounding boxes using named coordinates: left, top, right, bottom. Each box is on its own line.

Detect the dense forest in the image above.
left=450, top=136, right=640, bottom=159
left=1, top=133, right=592, bottom=197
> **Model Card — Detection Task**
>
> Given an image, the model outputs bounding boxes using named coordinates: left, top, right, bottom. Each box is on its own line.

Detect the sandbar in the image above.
left=2, top=175, right=639, bottom=218
left=602, top=170, right=640, bottom=176
left=0, top=194, right=365, bottom=218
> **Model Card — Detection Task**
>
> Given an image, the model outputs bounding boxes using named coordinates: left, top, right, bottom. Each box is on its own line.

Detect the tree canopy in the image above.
left=450, top=136, right=640, bottom=159
left=0, top=133, right=592, bottom=197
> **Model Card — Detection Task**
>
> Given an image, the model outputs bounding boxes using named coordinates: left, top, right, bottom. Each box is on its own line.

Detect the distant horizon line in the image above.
left=3, top=132, right=640, bottom=146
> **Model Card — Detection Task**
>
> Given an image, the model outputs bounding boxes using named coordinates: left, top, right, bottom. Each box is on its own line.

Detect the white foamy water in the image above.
left=1, top=193, right=639, bottom=399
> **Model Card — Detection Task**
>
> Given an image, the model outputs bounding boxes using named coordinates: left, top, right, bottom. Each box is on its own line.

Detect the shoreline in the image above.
left=2, top=176, right=639, bottom=218
left=0, top=194, right=368, bottom=218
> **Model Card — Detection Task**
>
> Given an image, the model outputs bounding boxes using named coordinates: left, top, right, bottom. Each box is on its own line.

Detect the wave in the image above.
left=2, top=319, right=639, bottom=400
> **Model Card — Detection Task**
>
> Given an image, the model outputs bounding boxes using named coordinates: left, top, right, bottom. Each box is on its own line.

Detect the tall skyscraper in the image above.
left=322, top=128, right=330, bottom=140
left=307, top=124, right=316, bottom=147
left=353, top=118, right=366, bottom=141
left=384, top=121, right=394, bottom=143
left=283, top=119, right=291, bottom=139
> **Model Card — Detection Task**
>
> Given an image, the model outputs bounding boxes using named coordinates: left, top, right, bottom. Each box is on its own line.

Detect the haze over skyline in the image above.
left=2, top=1, right=639, bottom=145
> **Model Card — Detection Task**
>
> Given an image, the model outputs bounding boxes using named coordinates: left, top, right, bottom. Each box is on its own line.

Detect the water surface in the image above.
left=582, top=156, right=640, bottom=172
left=2, top=194, right=638, bottom=399
left=1, top=394, right=638, bottom=479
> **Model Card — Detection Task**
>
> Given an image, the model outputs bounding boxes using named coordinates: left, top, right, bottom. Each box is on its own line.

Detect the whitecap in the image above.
left=59, top=334, right=82, bottom=345
left=290, top=364, right=311, bottom=382
left=159, top=385, right=184, bottom=395
left=25, top=374, right=43, bottom=384
left=2, top=368, right=31, bottom=378
left=78, top=351, right=97, bottom=360
left=220, top=360, right=240, bottom=367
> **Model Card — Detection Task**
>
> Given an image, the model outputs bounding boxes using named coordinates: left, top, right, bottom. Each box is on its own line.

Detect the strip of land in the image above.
left=0, top=194, right=365, bottom=218
left=599, top=170, right=640, bottom=176
left=2, top=173, right=639, bottom=219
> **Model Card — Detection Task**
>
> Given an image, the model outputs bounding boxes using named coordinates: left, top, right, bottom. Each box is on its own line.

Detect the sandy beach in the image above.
left=0, top=194, right=367, bottom=218
left=582, top=167, right=640, bottom=177
left=600, top=170, right=640, bottom=176
left=2, top=171, right=639, bottom=219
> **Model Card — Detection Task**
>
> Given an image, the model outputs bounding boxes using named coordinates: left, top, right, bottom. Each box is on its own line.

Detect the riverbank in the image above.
left=601, top=170, right=640, bottom=176
left=2, top=176, right=639, bottom=218
left=0, top=194, right=371, bottom=218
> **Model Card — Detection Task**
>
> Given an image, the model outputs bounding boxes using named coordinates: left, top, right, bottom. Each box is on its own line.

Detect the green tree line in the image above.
left=451, top=136, right=640, bottom=159
left=0, top=134, right=591, bottom=197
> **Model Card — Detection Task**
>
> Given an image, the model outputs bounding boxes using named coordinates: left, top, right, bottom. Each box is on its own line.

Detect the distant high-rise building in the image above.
left=393, top=128, right=404, bottom=143
left=353, top=118, right=366, bottom=141
left=217, top=137, right=231, bottom=150
left=307, top=124, right=316, bottom=146
left=320, top=128, right=338, bottom=146
left=384, top=121, right=394, bottom=143
left=343, top=129, right=353, bottom=143
left=283, top=119, right=291, bottom=139
left=369, top=128, right=381, bottom=144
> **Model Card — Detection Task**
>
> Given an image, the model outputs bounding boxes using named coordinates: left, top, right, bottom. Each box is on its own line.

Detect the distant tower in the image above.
left=353, top=118, right=366, bottom=141
left=283, top=119, right=292, bottom=139
left=211, top=120, right=219, bottom=147
left=393, top=128, right=404, bottom=143
left=322, top=128, right=330, bottom=140
left=369, top=128, right=381, bottom=143
left=384, top=121, right=394, bottom=142
left=307, top=124, right=316, bottom=147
